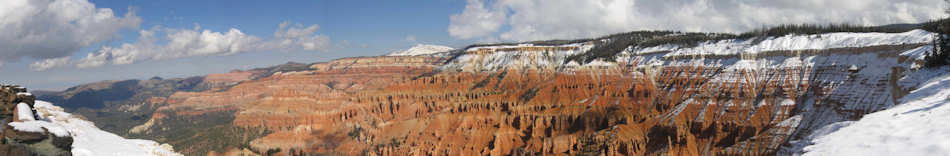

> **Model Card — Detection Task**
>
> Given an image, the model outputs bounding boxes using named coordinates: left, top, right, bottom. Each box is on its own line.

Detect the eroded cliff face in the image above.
left=130, top=56, right=447, bottom=155
left=42, top=30, right=938, bottom=155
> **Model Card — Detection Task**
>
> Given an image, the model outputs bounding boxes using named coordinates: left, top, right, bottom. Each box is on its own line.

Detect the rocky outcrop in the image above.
left=0, top=85, right=73, bottom=156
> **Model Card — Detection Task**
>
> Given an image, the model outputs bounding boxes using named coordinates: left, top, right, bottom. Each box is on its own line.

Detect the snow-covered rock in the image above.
left=387, top=44, right=455, bottom=56
left=445, top=30, right=934, bottom=72
left=8, top=100, right=181, bottom=156
left=629, top=29, right=934, bottom=57
left=15, top=103, right=34, bottom=121
left=803, top=68, right=950, bottom=155
left=443, top=43, right=597, bottom=72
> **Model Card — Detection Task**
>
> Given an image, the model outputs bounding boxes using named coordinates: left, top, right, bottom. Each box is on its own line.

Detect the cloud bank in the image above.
left=69, top=22, right=330, bottom=69
left=449, top=0, right=947, bottom=42
left=0, top=0, right=140, bottom=67
left=0, top=0, right=331, bottom=71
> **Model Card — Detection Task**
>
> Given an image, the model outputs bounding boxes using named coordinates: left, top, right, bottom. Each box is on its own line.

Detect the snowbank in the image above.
left=8, top=100, right=182, bottom=156
left=803, top=69, right=950, bottom=155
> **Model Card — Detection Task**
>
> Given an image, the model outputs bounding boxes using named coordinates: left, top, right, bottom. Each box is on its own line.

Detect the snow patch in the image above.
left=16, top=103, right=34, bottom=121
left=8, top=120, right=70, bottom=137
left=899, top=45, right=933, bottom=60
left=625, top=30, right=934, bottom=58
left=444, top=42, right=595, bottom=71
left=387, top=44, right=455, bottom=56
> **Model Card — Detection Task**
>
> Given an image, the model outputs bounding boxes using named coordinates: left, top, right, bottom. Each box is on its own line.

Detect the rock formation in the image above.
left=38, top=29, right=940, bottom=155
left=0, top=85, right=73, bottom=156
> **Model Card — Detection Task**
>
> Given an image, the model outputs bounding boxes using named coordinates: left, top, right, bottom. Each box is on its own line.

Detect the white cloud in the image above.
left=405, top=35, right=417, bottom=42
left=155, top=28, right=262, bottom=59
left=0, top=0, right=330, bottom=71
left=73, top=22, right=329, bottom=69
left=296, top=35, right=330, bottom=51
left=268, top=21, right=330, bottom=51
left=449, top=0, right=946, bottom=41
left=0, top=0, right=140, bottom=63
left=30, top=57, right=71, bottom=71
left=447, top=0, right=507, bottom=39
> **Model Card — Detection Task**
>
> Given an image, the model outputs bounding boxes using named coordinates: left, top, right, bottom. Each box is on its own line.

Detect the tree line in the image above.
left=924, top=0, right=950, bottom=68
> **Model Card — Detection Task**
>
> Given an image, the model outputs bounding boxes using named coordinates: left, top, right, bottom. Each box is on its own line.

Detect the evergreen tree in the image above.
left=924, top=0, right=950, bottom=68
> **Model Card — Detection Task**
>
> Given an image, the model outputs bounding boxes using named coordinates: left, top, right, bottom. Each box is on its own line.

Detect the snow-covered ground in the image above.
left=627, top=29, right=934, bottom=57
left=7, top=100, right=181, bottom=156
left=803, top=68, right=950, bottom=155
left=387, top=44, right=455, bottom=56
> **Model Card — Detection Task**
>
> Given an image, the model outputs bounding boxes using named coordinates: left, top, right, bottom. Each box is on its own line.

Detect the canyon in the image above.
left=37, top=29, right=946, bottom=155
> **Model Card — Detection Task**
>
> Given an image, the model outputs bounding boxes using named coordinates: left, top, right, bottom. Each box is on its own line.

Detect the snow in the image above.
left=625, top=29, right=934, bottom=58
left=16, top=102, right=34, bottom=121
left=8, top=120, right=69, bottom=137
left=900, top=45, right=934, bottom=60
left=8, top=101, right=181, bottom=156
left=16, top=92, right=31, bottom=96
left=803, top=69, right=950, bottom=155
left=900, top=45, right=935, bottom=69
left=387, top=44, right=455, bottom=56
left=443, top=42, right=595, bottom=71
left=446, top=30, right=933, bottom=72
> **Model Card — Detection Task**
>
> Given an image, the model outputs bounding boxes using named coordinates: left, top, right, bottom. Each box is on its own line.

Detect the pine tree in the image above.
left=924, top=0, right=950, bottom=68
left=926, top=32, right=950, bottom=68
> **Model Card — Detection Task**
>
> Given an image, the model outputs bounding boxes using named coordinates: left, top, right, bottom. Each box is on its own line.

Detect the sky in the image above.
left=0, top=0, right=945, bottom=90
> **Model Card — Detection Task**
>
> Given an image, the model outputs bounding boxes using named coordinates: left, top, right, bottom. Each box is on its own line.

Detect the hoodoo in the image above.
left=38, top=28, right=950, bottom=155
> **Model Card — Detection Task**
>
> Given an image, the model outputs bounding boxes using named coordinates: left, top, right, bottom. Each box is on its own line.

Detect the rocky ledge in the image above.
left=0, top=84, right=73, bottom=156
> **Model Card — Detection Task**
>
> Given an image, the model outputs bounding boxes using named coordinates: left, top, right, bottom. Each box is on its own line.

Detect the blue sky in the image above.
left=1, top=0, right=473, bottom=90
left=0, top=0, right=944, bottom=90
left=98, top=0, right=470, bottom=48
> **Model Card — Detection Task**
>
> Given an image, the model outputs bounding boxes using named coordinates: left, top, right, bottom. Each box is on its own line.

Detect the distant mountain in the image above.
left=386, top=44, right=455, bottom=56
